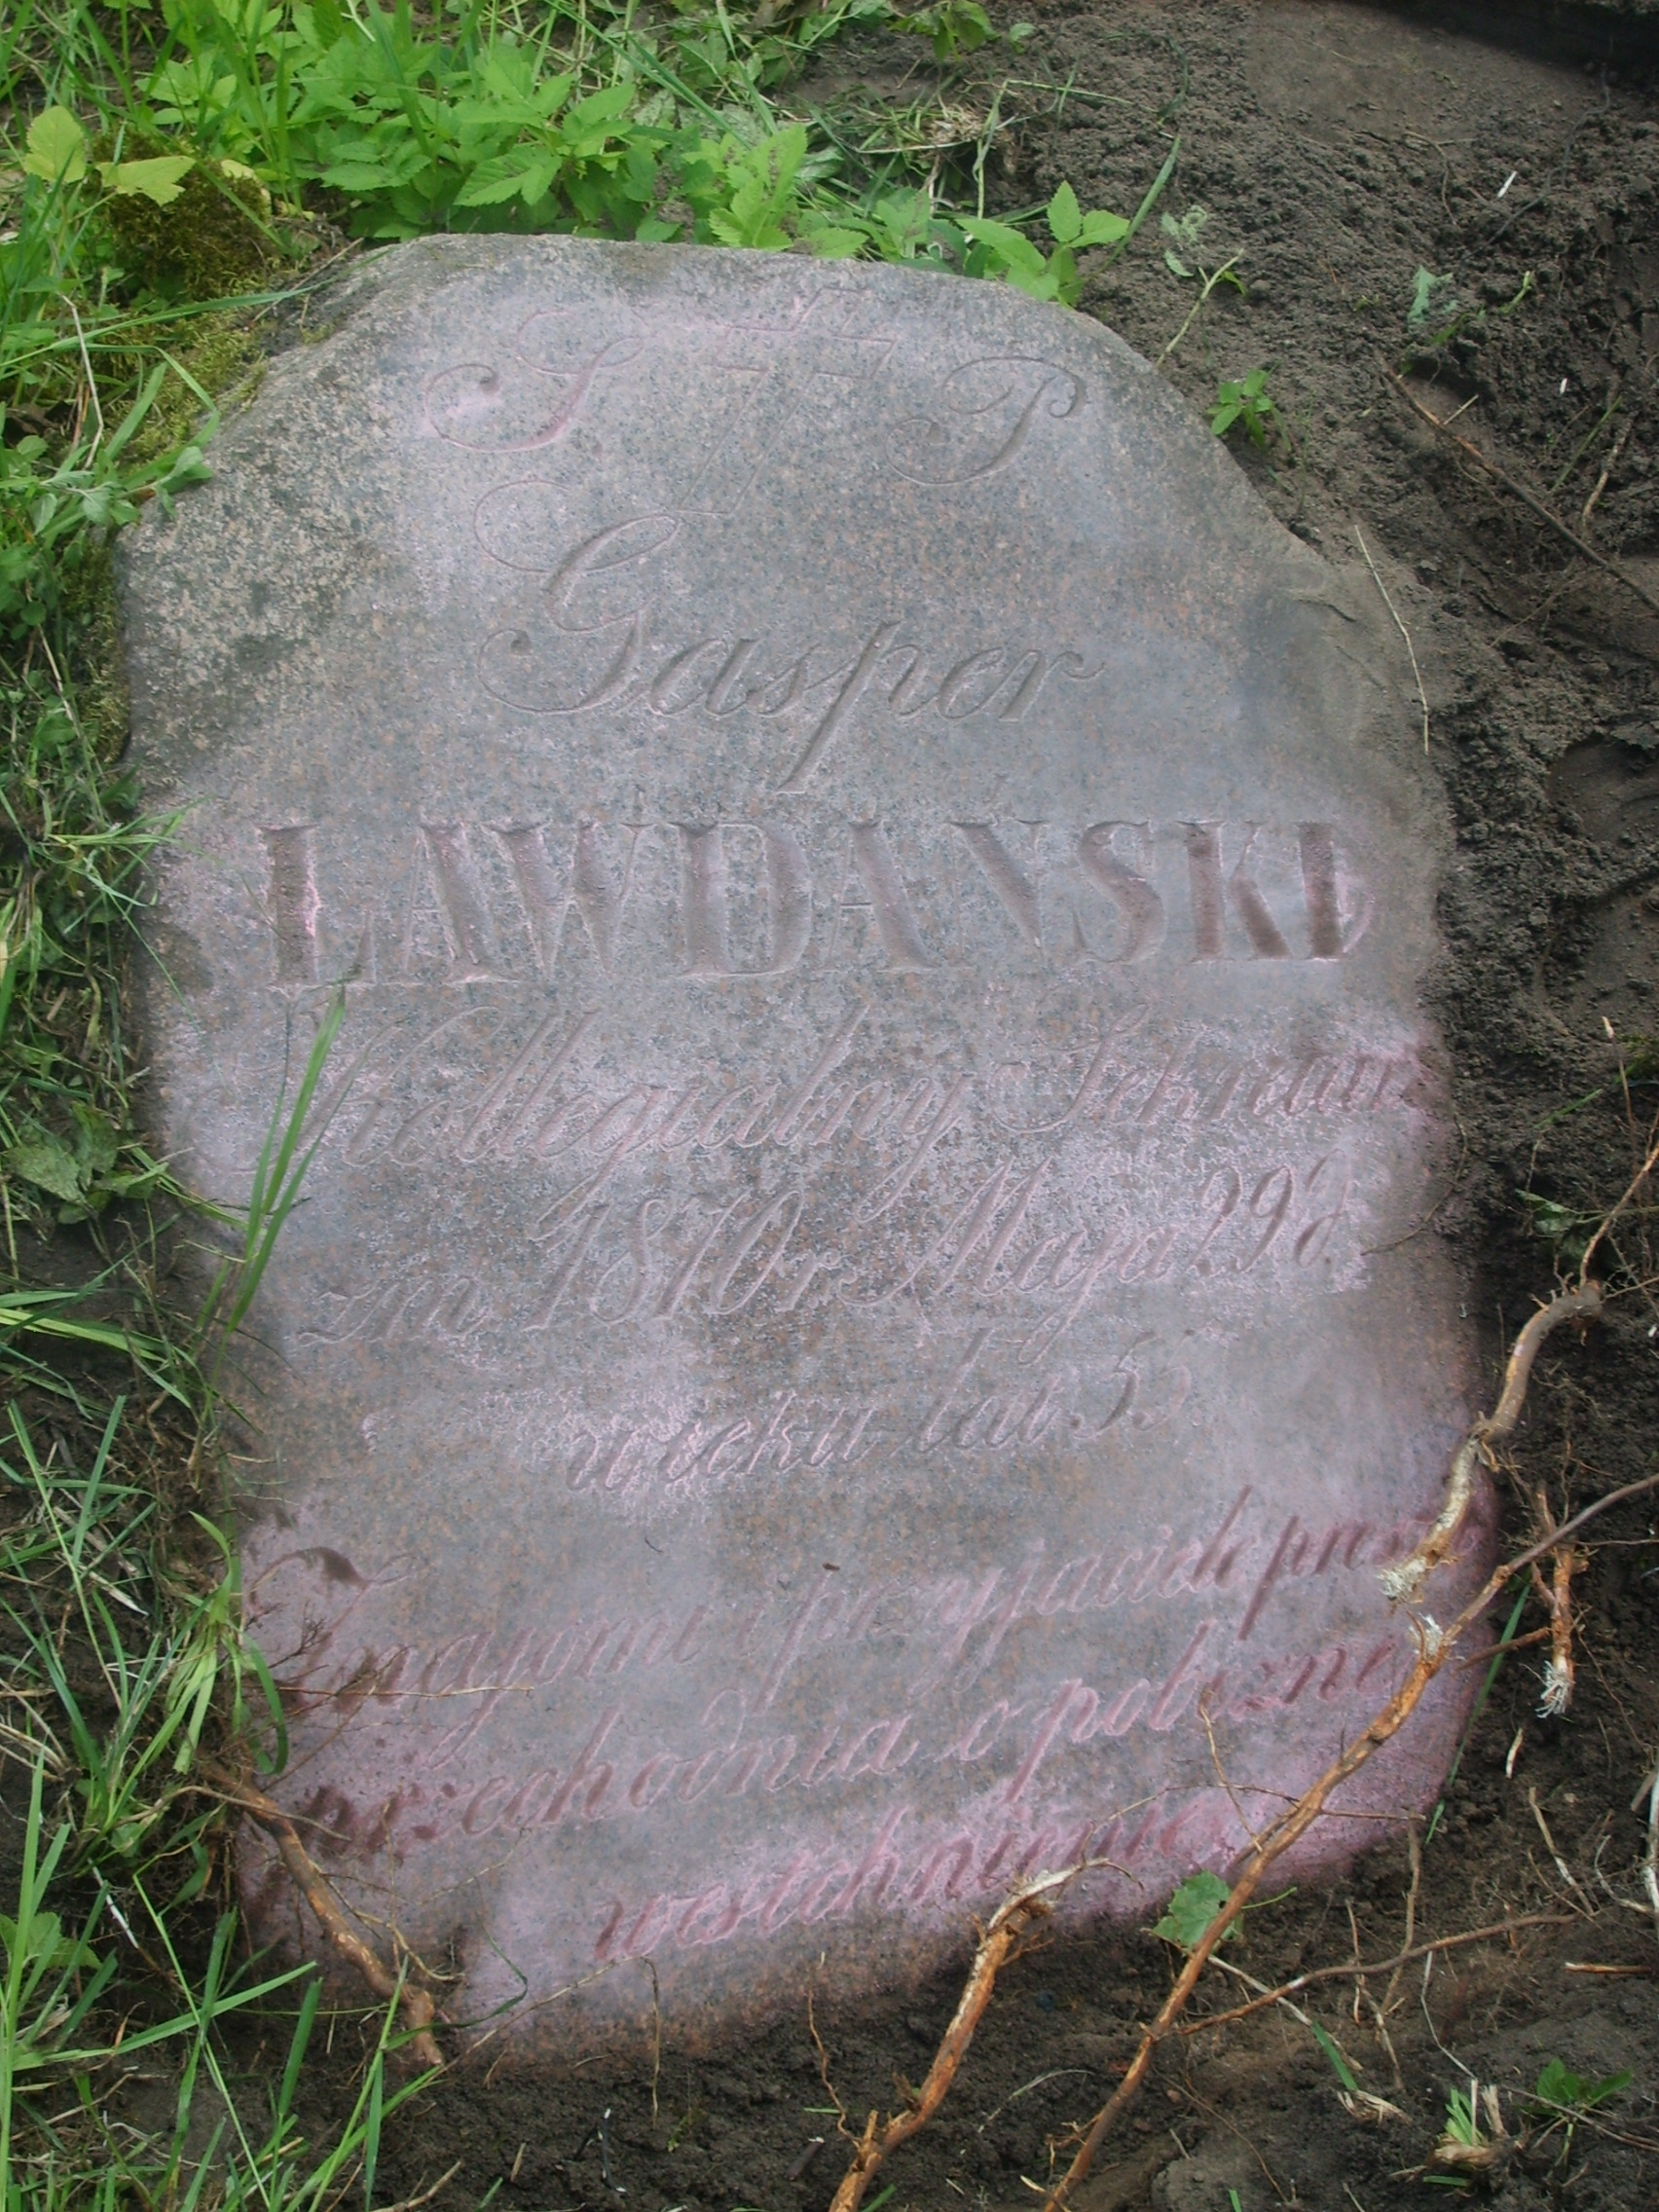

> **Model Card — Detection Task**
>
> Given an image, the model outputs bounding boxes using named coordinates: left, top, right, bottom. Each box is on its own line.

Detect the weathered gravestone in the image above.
left=124, top=237, right=1486, bottom=2047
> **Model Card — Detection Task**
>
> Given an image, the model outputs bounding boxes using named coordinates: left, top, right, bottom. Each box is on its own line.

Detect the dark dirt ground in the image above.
left=210, top=4, right=1659, bottom=2208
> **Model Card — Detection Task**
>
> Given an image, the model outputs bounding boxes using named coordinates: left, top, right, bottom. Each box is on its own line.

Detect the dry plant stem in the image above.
left=1577, top=1127, right=1659, bottom=1288
left=1382, top=1284, right=1602, bottom=1603
left=826, top=1867, right=1082, bottom=2212
left=233, top=1780, right=443, bottom=2068
left=1386, top=372, right=1659, bottom=619
left=375, top=2161, right=462, bottom=2212
left=1043, top=1298, right=1657, bottom=2212
left=1530, top=1541, right=1583, bottom=1715
left=1182, top=1914, right=1570, bottom=2035
left=1354, top=525, right=1430, bottom=751
left=1580, top=418, right=1633, bottom=533
left=1380, top=1825, right=1422, bottom=2017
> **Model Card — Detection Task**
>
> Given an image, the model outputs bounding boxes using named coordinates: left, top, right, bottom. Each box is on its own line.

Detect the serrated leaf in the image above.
left=805, top=226, right=865, bottom=260
left=1152, top=1869, right=1234, bottom=1952
left=1075, top=208, right=1129, bottom=246
left=958, top=216, right=1047, bottom=278
left=454, top=155, right=542, bottom=207
left=319, top=160, right=399, bottom=192
left=23, top=106, right=87, bottom=186
left=6, top=1133, right=85, bottom=1203
left=70, top=1101, right=118, bottom=1177
left=563, top=82, right=636, bottom=137
left=1047, top=180, right=1081, bottom=245
left=98, top=155, right=196, bottom=206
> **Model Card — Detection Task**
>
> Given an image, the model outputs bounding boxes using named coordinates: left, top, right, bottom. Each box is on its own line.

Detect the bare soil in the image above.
left=273, top=5, right=1659, bottom=2207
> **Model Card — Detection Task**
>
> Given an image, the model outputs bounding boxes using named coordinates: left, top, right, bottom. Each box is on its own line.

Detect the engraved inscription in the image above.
left=888, top=356, right=1088, bottom=484
left=130, top=240, right=1479, bottom=2043
left=259, top=812, right=1370, bottom=990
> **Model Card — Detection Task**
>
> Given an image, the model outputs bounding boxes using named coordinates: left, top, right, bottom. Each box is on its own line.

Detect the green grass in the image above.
left=0, top=3, right=1186, bottom=2197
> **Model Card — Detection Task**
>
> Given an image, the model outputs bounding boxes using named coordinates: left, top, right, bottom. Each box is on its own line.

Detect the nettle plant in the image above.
left=13, top=0, right=1144, bottom=277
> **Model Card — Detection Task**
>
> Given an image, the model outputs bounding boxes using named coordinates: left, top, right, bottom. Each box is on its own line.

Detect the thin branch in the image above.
left=227, top=1778, right=443, bottom=2068
left=1580, top=417, right=1633, bottom=534
left=1180, top=1915, right=1570, bottom=2036
left=1386, top=371, right=1659, bottom=619
left=1354, top=526, right=1429, bottom=751
left=1577, top=1127, right=1659, bottom=1289
left=1381, top=1825, right=1421, bottom=2017
left=1043, top=1353, right=1659, bottom=2207
left=827, top=1864, right=1105, bottom=2212
left=1382, top=1284, right=1601, bottom=1604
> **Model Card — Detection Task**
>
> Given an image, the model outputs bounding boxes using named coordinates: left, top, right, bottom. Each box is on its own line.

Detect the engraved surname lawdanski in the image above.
left=259, top=814, right=1368, bottom=989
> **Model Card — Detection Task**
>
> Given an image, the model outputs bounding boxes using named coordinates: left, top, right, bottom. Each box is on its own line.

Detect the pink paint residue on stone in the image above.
left=122, top=237, right=1487, bottom=2050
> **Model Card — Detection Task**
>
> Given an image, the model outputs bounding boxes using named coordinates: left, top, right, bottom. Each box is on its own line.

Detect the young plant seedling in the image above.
left=1309, top=2017, right=1406, bottom=2123
left=1424, top=2082, right=1513, bottom=2188
left=959, top=181, right=1129, bottom=308
left=1211, top=367, right=1275, bottom=445
left=890, top=0, right=995, bottom=61
left=1159, top=212, right=1246, bottom=358
left=1401, top=264, right=1533, bottom=367
left=1527, top=2058, right=1631, bottom=2169
left=1161, top=203, right=1211, bottom=276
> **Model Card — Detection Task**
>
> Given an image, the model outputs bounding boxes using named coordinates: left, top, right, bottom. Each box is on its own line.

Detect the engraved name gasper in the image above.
left=125, top=239, right=1484, bottom=2046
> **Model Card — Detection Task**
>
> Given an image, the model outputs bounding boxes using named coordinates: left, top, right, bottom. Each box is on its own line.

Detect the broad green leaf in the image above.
left=98, top=156, right=196, bottom=206
left=320, top=159, right=400, bottom=192
left=564, top=82, right=637, bottom=136
left=1047, top=181, right=1081, bottom=245
left=958, top=216, right=1046, bottom=278
left=454, top=156, right=541, bottom=206
left=7, top=1133, right=84, bottom=1203
left=1007, top=264, right=1061, bottom=303
left=1533, top=2059, right=1632, bottom=2111
left=805, top=226, right=865, bottom=260
left=22, top=105, right=87, bottom=186
left=516, top=155, right=559, bottom=207
left=1075, top=208, right=1130, bottom=246
left=70, top=1101, right=118, bottom=1177
left=1152, top=1869, right=1234, bottom=1952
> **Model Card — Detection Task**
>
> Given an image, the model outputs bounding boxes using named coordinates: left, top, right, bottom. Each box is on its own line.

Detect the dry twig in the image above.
left=374, top=2162, right=462, bottom=2212
left=1382, top=1285, right=1601, bottom=1604
left=1386, top=372, right=1659, bottom=620
left=1041, top=1296, right=1659, bottom=2210
left=1530, top=1539, right=1584, bottom=1716
left=1180, top=1914, right=1570, bottom=2036
left=229, top=1778, right=443, bottom=2068
left=1380, top=1826, right=1422, bottom=2018
left=826, top=1865, right=1091, bottom=2212
left=1354, top=526, right=1430, bottom=751
left=1643, top=1758, right=1659, bottom=1942
left=1580, top=418, right=1633, bottom=534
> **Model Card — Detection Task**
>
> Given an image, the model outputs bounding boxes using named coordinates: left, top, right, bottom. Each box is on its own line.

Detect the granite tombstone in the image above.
left=123, top=237, right=1485, bottom=2046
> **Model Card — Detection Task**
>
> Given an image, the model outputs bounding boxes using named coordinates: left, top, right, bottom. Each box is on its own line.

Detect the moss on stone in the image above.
left=98, top=143, right=276, bottom=299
